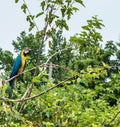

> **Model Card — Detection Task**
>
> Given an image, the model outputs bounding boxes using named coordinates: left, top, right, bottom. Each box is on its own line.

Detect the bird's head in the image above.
left=23, top=48, right=32, bottom=56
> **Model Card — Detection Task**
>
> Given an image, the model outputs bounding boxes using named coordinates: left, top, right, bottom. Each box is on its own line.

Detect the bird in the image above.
left=9, top=48, right=32, bottom=98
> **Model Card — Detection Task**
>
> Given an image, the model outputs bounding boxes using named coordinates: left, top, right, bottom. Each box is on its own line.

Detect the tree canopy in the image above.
left=0, top=0, right=120, bottom=126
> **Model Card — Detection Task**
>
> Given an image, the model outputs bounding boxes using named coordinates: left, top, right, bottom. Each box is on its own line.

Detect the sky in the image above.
left=0, top=0, right=120, bottom=54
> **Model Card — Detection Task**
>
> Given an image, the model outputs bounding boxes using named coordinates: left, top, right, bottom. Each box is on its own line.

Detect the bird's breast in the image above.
left=18, top=55, right=26, bottom=73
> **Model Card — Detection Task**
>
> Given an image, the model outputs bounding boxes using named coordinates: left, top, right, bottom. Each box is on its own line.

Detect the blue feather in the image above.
left=10, top=55, right=22, bottom=78
left=9, top=80, right=14, bottom=99
left=9, top=55, right=22, bottom=98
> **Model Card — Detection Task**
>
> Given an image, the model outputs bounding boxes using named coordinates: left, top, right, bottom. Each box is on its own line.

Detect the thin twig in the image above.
left=23, top=0, right=40, bottom=31
left=45, top=46, right=72, bottom=65
left=4, top=63, right=45, bottom=84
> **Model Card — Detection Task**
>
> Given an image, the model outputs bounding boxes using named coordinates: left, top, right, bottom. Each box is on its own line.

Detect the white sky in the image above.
left=0, top=0, right=120, bottom=53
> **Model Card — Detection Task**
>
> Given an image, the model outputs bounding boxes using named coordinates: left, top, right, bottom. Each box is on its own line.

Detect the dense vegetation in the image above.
left=0, top=0, right=120, bottom=126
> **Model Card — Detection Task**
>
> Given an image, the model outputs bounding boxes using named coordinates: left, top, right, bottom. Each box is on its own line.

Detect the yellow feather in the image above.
left=18, top=50, right=26, bottom=73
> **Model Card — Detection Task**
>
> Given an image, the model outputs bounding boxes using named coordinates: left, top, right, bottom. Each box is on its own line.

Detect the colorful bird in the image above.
left=9, top=48, right=32, bottom=98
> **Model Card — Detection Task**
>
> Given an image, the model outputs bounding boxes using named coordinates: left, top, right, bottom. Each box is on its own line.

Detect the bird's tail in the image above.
left=9, top=80, right=14, bottom=99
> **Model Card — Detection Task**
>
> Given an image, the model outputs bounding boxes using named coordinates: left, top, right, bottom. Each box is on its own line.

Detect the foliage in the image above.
left=0, top=48, right=13, bottom=72
left=70, top=16, right=104, bottom=70
left=48, top=29, right=73, bottom=82
left=18, top=0, right=85, bottom=31
left=12, top=31, right=46, bottom=65
left=0, top=0, right=120, bottom=127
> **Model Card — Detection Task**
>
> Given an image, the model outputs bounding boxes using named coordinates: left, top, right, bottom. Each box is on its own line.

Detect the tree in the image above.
left=15, top=0, right=85, bottom=62
left=48, top=29, right=73, bottom=82
left=0, top=48, right=13, bottom=73
left=12, top=0, right=85, bottom=104
left=70, top=16, right=104, bottom=70
left=1, top=1, right=120, bottom=126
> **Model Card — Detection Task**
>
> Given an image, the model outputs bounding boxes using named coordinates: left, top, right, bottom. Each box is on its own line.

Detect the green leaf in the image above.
left=42, top=121, right=54, bottom=126
left=61, top=5, right=66, bottom=17
left=41, top=1, right=45, bottom=10
left=55, top=19, right=69, bottom=30
left=75, top=0, right=85, bottom=7
left=72, top=7, right=79, bottom=12
left=82, top=26, right=90, bottom=31
left=15, top=0, right=19, bottom=3
left=55, top=0, right=63, bottom=5
left=67, top=8, right=73, bottom=20
left=36, top=12, right=44, bottom=18
left=29, top=22, right=35, bottom=31
left=48, top=14, right=59, bottom=24
left=21, top=4, right=27, bottom=14
left=32, top=76, right=41, bottom=83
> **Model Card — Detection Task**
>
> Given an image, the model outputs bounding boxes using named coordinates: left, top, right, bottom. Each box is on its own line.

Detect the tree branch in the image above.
left=18, top=46, right=72, bottom=112
left=21, top=4, right=56, bottom=112
left=43, top=46, right=72, bottom=71
left=103, top=110, right=120, bottom=126
left=0, top=75, right=78, bottom=102
left=23, top=0, right=40, bottom=31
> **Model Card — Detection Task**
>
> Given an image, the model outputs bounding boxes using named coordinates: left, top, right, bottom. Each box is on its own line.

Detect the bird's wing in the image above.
left=10, top=55, right=22, bottom=78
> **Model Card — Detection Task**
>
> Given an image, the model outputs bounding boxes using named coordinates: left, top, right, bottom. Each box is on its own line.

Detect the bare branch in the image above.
left=3, top=63, right=45, bottom=84
left=45, top=46, right=72, bottom=65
